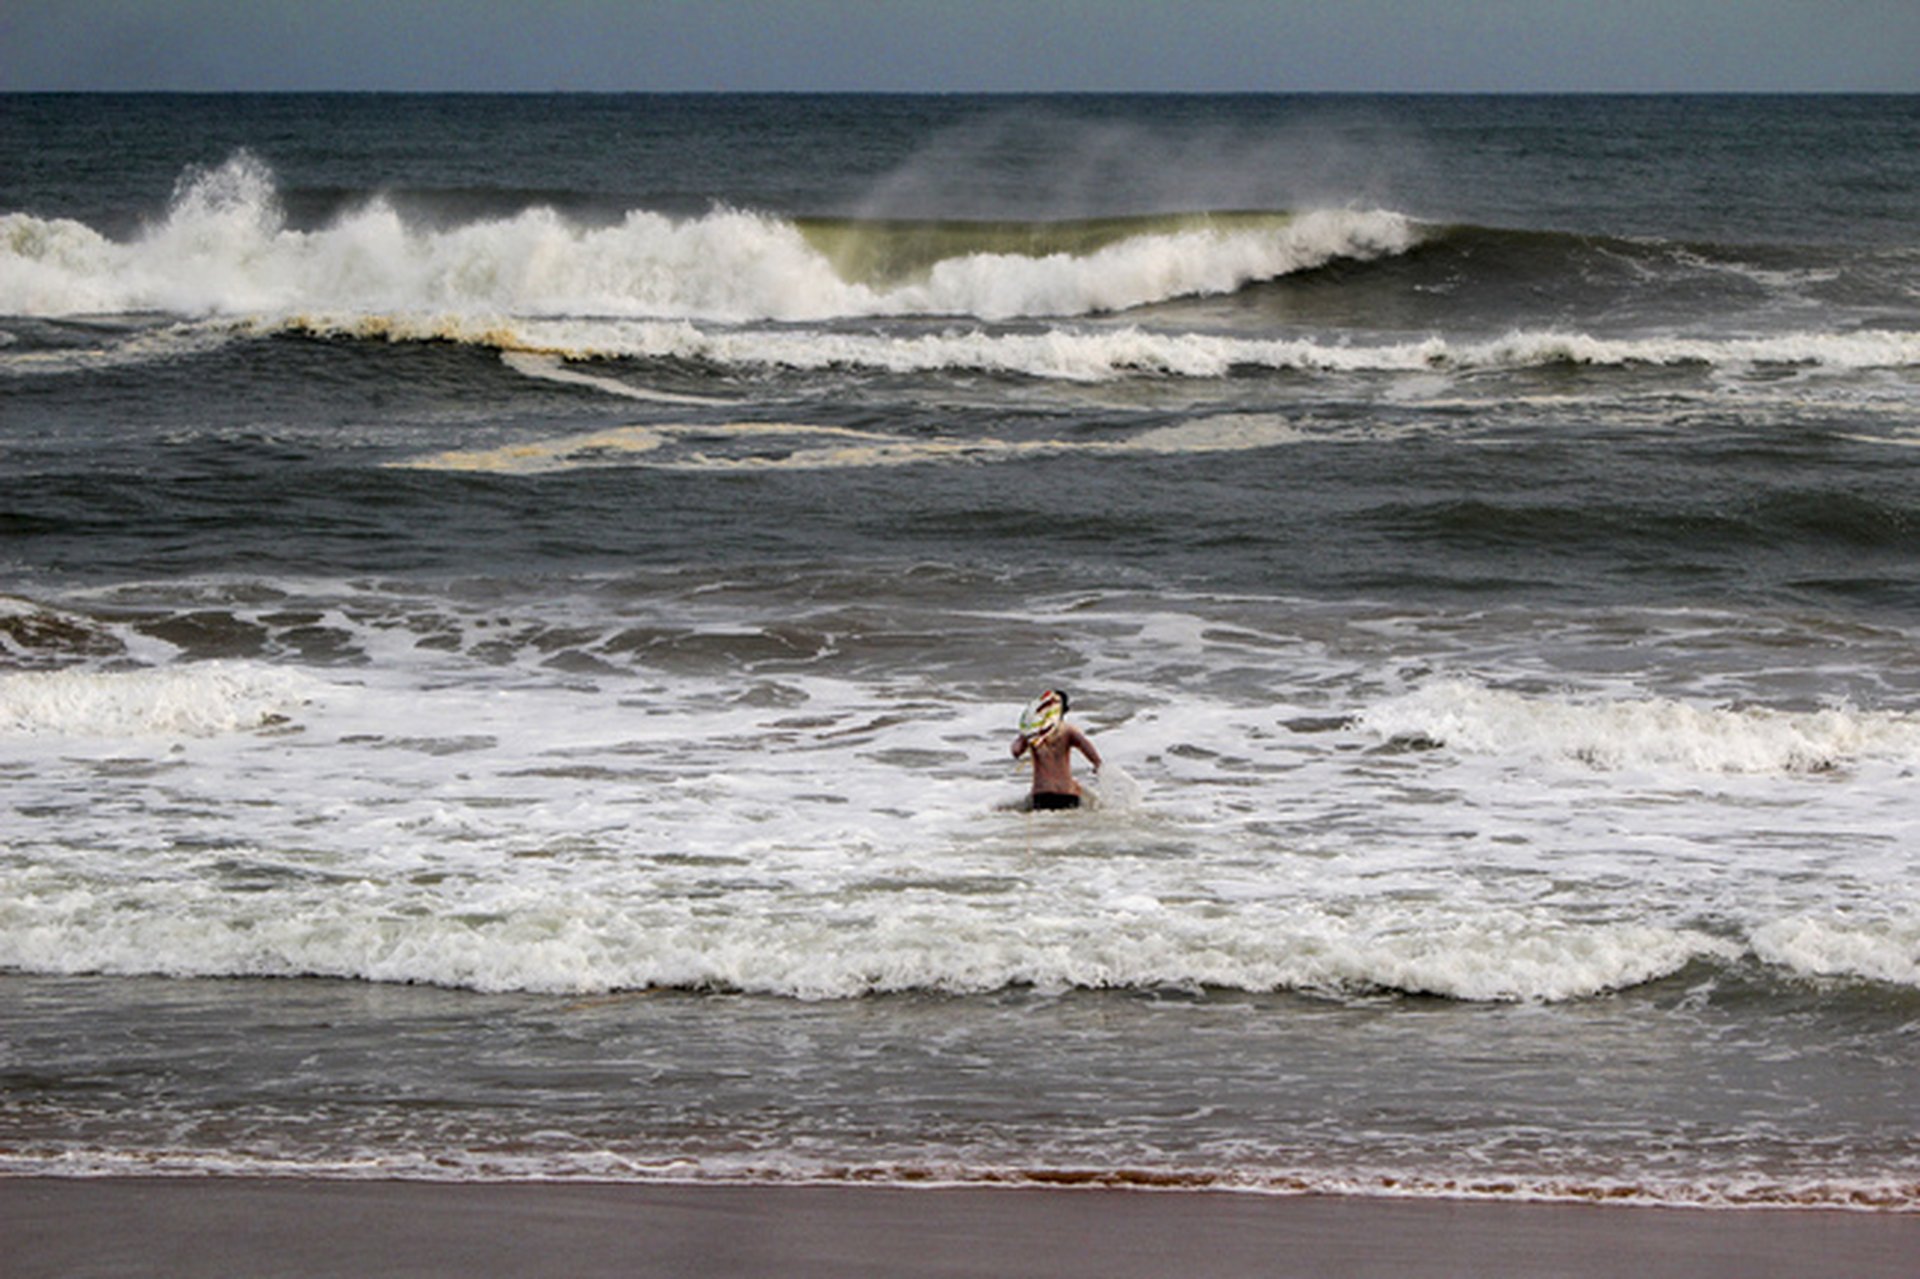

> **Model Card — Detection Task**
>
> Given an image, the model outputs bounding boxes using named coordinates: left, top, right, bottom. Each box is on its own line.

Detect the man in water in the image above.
left=1011, top=688, right=1101, bottom=810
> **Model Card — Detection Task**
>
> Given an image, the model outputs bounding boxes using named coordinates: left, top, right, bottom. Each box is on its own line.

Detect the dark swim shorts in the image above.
left=1029, top=792, right=1081, bottom=811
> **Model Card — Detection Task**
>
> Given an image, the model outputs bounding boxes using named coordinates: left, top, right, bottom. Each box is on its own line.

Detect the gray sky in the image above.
left=5, top=1, right=1917, bottom=93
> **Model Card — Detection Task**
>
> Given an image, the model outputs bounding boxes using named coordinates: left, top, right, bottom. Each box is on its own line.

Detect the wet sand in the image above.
left=5, top=1179, right=1917, bottom=1278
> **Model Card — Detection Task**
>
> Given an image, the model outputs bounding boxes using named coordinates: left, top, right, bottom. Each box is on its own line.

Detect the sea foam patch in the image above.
left=1750, top=911, right=1920, bottom=987
left=388, top=420, right=1043, bottom=474
left=0, top=662, right=320, bottom=738
left=1357, top=679, right=1920, bottom=774
left=389, top=410, right=1350, bottom=475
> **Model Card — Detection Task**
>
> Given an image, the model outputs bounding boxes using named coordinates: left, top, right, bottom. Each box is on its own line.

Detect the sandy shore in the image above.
left=6, top=1179, right=1917, bottom=1278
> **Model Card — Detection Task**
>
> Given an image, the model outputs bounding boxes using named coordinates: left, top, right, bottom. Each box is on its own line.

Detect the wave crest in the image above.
left=262, top=312, right=1920, bottom=386
left=1, top=153, right=1418, bottom=322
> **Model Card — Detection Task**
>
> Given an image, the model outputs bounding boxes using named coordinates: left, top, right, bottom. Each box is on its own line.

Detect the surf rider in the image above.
left=1011, top=689, right=1101, bottom=810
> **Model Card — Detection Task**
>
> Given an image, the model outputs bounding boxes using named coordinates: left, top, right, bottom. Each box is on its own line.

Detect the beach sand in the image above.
left=5, top=1179, right=1918, bottom=1278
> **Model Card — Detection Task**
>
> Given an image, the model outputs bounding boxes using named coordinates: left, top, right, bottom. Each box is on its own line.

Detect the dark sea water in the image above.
left=3, top=93, right=1919, bottom=1208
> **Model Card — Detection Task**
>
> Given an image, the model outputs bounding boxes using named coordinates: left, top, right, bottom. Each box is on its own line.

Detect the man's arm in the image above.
left=1069, top=726, right=1101, bottom=770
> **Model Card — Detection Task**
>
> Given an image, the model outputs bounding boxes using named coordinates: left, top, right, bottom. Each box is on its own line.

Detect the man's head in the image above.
left=1020, top=688, right=1068, bottom=739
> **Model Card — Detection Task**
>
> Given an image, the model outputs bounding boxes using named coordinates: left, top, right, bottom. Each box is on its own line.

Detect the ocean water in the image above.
left=3, top=93, right=1919, bottom=1209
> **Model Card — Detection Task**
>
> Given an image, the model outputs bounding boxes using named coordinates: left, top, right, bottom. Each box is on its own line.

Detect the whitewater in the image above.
left=5, top=588, right=1917, bottom=1003
left=2, top=151, right=1421, bottom=322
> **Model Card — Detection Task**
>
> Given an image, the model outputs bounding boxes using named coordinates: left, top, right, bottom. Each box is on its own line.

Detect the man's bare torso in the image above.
left=1020, top=725, right=1098, bottom=796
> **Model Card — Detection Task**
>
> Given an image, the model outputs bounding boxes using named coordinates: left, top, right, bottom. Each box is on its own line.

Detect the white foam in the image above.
left=1357, top=679, right=1920, bottom=774
left=0, top=662, right=321, bottom=738
left=1296, top=912, right=1737, bottom=1003
left=1460, top=327, right=1920, bottom=372
left=1, top=212, right=126, bottom=314
left=1751, top=912, right=1920, bottom=987
left=0, top=155, right=857, bottom=321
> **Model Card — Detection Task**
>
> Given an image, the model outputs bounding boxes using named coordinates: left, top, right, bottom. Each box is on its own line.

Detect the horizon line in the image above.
left=5, top=87, right=1916, bottom=97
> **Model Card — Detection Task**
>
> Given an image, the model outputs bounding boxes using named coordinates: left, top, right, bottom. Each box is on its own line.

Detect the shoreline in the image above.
left=7, top=1178, right=1920, bottom=1278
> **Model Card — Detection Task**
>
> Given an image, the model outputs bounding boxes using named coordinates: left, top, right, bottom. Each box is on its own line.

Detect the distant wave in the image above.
left=0, top=152, right=1420, bottom=323
left=5, top=309, right=1915, bottom=386
left=285, top=313, right=1920, bottom=382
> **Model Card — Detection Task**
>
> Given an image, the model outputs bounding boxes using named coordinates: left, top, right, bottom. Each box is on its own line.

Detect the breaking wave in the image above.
left=0, top=868, right=1735, bottom=1002
left=1, top=151, right=1418, bottom=323
left=8, top=153, right=1917, bottom=387
left=4, top=859, right=1913, bottom=1002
